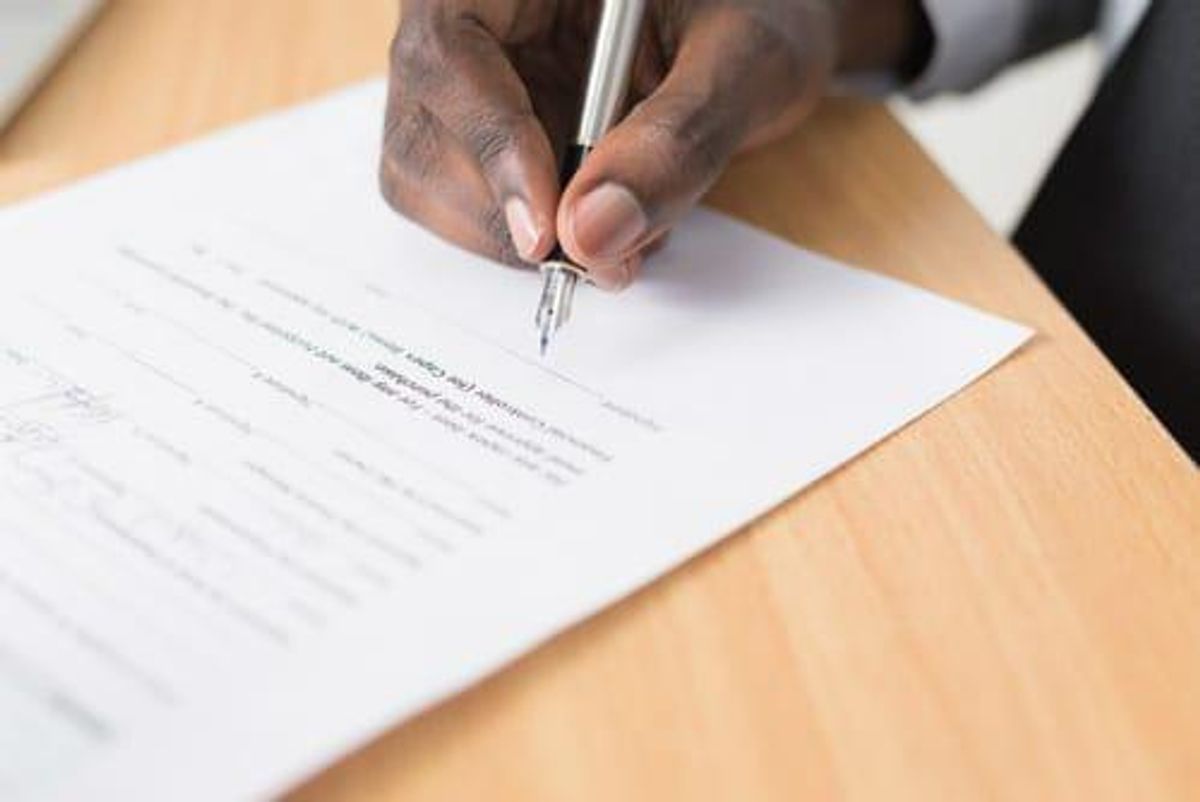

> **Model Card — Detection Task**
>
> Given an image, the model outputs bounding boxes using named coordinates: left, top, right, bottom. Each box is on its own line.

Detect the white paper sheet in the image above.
left=0, top=81, right=1030, bottom=801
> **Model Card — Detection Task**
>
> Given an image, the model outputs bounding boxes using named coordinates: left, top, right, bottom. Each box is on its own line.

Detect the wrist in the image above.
left=835, top=0, right=933, bottom=78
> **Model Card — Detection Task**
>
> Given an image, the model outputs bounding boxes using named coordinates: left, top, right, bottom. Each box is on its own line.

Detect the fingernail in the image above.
left=569, top=183, right=648, bottom=263
left=588, top=258, right=635, bottom=292
left=504, top=197, right=541, bottom=261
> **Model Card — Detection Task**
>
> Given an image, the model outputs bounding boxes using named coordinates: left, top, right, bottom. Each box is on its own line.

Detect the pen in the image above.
left=535, top=0, right=647, bottom=355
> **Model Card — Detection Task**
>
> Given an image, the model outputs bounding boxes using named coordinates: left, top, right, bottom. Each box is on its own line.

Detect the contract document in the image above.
left=0, top=82, right=1030, bottom=801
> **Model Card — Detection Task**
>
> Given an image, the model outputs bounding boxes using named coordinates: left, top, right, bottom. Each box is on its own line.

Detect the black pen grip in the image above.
left=547, top=143, right=593, bottom=264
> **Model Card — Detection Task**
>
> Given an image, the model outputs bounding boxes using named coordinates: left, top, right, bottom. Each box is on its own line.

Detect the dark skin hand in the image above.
left=381, top=0, right=924, bottom=290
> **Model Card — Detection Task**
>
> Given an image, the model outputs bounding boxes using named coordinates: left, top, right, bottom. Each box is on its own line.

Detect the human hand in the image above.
left=381, top=0, right=922, bottom=290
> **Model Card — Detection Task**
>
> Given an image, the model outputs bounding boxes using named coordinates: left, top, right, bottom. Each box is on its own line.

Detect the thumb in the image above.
left=557, top=7, right=828, bottom=286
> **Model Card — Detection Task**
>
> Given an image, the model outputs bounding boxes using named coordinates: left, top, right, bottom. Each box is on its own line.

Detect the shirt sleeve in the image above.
left=908, top=0, right=1103, bottom=98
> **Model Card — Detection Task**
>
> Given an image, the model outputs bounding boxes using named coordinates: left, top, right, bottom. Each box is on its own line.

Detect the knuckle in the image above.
left=390, top=16, right=451, bottom=93
left=641, top=95, right=732, bottom=179
left=731, top=7, right=823, bottom=89
left=384, top=104, right=441, bottom=179
left=462, top=110, right=531, bottom=174
left=381, top=107, right=443, bottom=217
left=378, top=156, right=419, bottom=217
left=727, top=5, right=804, bottom=55
left=379, top=164, right=401, bottom=211
left=389, top=16, right=423, bottom=67
left=378, top=160, right=410, bottom=216
left=391, top=31, right=435, bottom=89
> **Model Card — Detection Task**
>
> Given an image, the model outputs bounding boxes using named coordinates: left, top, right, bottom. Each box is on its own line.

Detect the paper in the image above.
left=0, top=82, right=1030, bottom=801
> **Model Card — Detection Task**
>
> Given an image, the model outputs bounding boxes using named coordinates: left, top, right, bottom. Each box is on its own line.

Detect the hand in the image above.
left=381, top=0, right=922, bottom=290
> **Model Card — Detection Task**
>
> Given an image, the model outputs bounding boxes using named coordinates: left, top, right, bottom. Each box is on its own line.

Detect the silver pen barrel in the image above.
left=576, top=0, right=647, bottom=147
left=535, top=0, right=647, bottom=354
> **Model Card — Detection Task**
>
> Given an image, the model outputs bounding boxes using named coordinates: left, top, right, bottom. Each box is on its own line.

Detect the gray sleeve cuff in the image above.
left=908, top=0, right=1029, bottom=98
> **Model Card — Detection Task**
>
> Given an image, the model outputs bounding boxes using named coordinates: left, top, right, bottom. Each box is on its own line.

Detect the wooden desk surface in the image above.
left=2, top=2, right=1197, bottom=799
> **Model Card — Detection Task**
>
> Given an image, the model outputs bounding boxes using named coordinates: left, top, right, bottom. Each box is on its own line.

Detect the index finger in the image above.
left=387, top=0, right=562, bottom=262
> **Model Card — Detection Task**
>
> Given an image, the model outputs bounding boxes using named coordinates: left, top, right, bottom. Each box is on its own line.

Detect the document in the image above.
left=0, top=82, right=1030, bottom=801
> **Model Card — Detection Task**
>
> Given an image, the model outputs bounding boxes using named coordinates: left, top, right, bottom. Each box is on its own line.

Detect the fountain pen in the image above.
left=535, top=0, right=647, bottom=355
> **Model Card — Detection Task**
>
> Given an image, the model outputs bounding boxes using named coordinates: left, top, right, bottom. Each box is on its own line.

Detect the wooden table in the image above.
left=3, top=2, right=1197, bottom=799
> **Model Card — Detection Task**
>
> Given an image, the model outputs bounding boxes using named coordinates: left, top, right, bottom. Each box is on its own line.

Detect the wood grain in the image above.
left=2, top=2, right=1197, bottom=800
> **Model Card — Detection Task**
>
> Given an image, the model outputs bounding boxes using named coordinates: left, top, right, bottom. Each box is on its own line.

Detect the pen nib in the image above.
left=535, top=262, right=579, bottom=357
